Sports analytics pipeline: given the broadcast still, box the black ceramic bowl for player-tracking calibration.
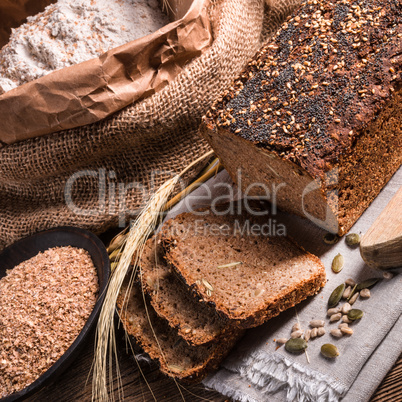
[0,227,110,401]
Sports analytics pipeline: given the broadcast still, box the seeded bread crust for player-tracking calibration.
[201,0,402,235]
[160,204,326,329]
[139,238,235,346]
[117,280,243,383]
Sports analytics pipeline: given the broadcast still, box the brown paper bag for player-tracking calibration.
[0,0,212,144]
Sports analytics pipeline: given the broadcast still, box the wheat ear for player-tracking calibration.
[92,150,214,401]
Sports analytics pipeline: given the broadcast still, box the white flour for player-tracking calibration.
[0,0,169,94]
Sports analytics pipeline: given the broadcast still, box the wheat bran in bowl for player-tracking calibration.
[0,246,98,398]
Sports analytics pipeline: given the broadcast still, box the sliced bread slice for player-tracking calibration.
[161,202,326,328]
[139,238,235,346]
[117,279,243,383]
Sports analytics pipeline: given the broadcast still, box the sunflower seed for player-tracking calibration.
[206,289,212,297]
[276,338,288,345]
[329,313,342,322]
[217,262,243,269]
[167,364,184,372]
[383,271,393,280]
[349,292,359,305]
[254,288,265,297]
[328,283,345,308]
[327,307,341,316]
[332,253,344,273]
[342,286,352,299]
[342,315,352,324]
[341,303,351,314]
[345,278,356,287]
[338,323,348,329]
[341,326,354,335]
[182,326,191,334]
[360,288,371,298]
[345,233,360,246]
[292,323,301,332]
[323,233,339,244]
[321,343,340,358]
[285,338,308,353]
[356,278,379,291]
[201,279,214,291]
[310,320,325,328]
[310,328,318,338]
[348,309,363,321]
[330,329,343,338]
[317,327,326,337]
[304,329,312,342]
[291,330,304,339]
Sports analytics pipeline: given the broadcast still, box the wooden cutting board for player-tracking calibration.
[360,186,402,270]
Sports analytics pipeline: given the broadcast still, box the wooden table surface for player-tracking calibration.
[28,328,401,402]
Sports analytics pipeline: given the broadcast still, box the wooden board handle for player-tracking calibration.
[360,186,402,270]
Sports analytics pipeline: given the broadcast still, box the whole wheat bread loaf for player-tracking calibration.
[139,238,235,346]
[201,0,402,235]
[116,279,243,382]
[160,201,326,328]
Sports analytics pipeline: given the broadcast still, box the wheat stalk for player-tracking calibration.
[92,150,215,401]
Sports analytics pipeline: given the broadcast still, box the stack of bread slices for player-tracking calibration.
[117,201,326,382]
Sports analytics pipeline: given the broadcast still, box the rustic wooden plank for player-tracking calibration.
[26,321,401,401]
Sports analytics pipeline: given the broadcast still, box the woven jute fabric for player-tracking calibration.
[0,0,300,250]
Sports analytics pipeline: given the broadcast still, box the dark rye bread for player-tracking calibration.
[160,204,326,329]
[139,238,235,346]
[201,0,402,235]
[116,280,243,383]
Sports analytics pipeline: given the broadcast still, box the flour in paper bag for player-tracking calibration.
[0,0,169,94]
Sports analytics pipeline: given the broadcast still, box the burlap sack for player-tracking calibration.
[0,0,300,250]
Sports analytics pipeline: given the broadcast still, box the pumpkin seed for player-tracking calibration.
[329,313,342,322]
[349,292,359,305]
[310,320,325,328]
[345,233,360,246]
[360,288,371,298]
[324,233,339,244]
[328,283,345,308]
[321,343,340,358]
[356,278,379,291]
[330,329,343,338]
[347,284,358,301]
[291,330,304,339]
[285,338,308,353]
[348,309,363,321]
[331,253,344,273]
[276,338,288,345]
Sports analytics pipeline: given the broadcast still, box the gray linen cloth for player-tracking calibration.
[165,166,402,402]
